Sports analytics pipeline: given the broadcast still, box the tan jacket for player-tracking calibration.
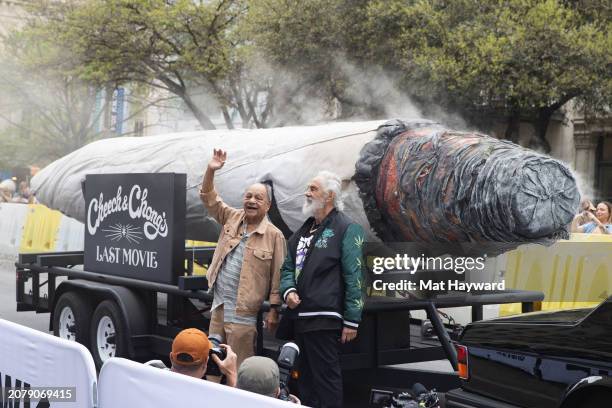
[200,188,286,316]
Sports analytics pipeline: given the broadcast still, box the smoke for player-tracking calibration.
[245,56,336,127]
[236,53,471,131]
[572,169,598,204]
[332,57,468,131]
[0,35,182,167]
[332,58,422,120]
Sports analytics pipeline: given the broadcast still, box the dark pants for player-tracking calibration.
[296,329,343,408]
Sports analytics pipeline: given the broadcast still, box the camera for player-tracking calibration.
[206,334,227,377]
[277,342,300,401]
[370,383,440,408]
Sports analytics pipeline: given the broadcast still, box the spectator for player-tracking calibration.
[237,356,300,404]
[145,328,238,387]
[572,201,612,234]
[0,179,16,203]
[572,199,596,226]
[12,181,34,204]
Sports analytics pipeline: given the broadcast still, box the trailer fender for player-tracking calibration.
[51,279,149,358]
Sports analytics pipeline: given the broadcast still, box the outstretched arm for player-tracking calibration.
[199,149,240,225]
[570,213,587,233]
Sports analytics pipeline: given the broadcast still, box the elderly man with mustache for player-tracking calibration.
[280,170,365,408]
[200,149,286,368]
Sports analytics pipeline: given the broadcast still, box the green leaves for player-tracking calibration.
[0,3,104,167]
[46,0,249,129]
[363,0,609,148]
[2,0,609,142]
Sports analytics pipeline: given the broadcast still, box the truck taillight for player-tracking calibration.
[456,344,469,380]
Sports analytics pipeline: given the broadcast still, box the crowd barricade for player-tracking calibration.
[0,318,97,408]
[0,203,85,256]
[0,203,29,255]
[19,204,64,253]
[1,320,299,408]
[55,214,85,252]
[185,239,216,276]
[500,233,612,315]
[0,203,212,260]
[98,357,297,408]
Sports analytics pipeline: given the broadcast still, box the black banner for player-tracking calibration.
[84,173,186,284]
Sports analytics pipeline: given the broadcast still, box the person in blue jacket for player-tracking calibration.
[572,201,612,234]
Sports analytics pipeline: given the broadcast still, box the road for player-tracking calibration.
[0,257,50,333]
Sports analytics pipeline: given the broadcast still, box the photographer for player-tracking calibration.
[146,328,238,387]
[237,356,300,404]
[571,200,612,234]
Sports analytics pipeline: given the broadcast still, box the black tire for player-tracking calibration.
[90,300,129,369]
[53,291,93,345]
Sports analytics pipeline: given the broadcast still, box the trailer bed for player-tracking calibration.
[15,249,544,386]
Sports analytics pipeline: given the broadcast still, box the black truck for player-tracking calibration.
[446,297,612,408]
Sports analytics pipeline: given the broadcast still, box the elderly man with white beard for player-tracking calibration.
[279,171,365,408]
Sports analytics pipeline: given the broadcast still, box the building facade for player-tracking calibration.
[488,104,611,203]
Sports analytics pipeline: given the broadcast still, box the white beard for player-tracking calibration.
[302,197,324,218]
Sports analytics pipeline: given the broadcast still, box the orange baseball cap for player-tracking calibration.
[170,328,212,366]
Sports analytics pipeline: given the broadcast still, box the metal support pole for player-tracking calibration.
[425,302,458,371]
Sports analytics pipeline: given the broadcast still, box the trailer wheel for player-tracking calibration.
[53,292,93,345]
[577,390,612,408]
[90,300,128,368]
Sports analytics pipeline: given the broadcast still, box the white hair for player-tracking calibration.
[0,179,16,193]
[315,171,344,211]
[246,182,272,203]
[263,183,272,203]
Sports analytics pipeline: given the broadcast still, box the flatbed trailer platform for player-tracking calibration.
[15,248,544,405]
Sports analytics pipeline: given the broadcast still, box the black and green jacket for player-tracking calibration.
[280,209,365,329]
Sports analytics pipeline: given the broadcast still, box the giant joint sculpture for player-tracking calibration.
[32,119,580,245]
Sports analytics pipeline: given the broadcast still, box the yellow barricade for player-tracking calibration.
[500,233,612,315]
[19,204,63,253]
[185,240,217,276]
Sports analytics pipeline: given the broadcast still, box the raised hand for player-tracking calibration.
[208,149,227,171]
